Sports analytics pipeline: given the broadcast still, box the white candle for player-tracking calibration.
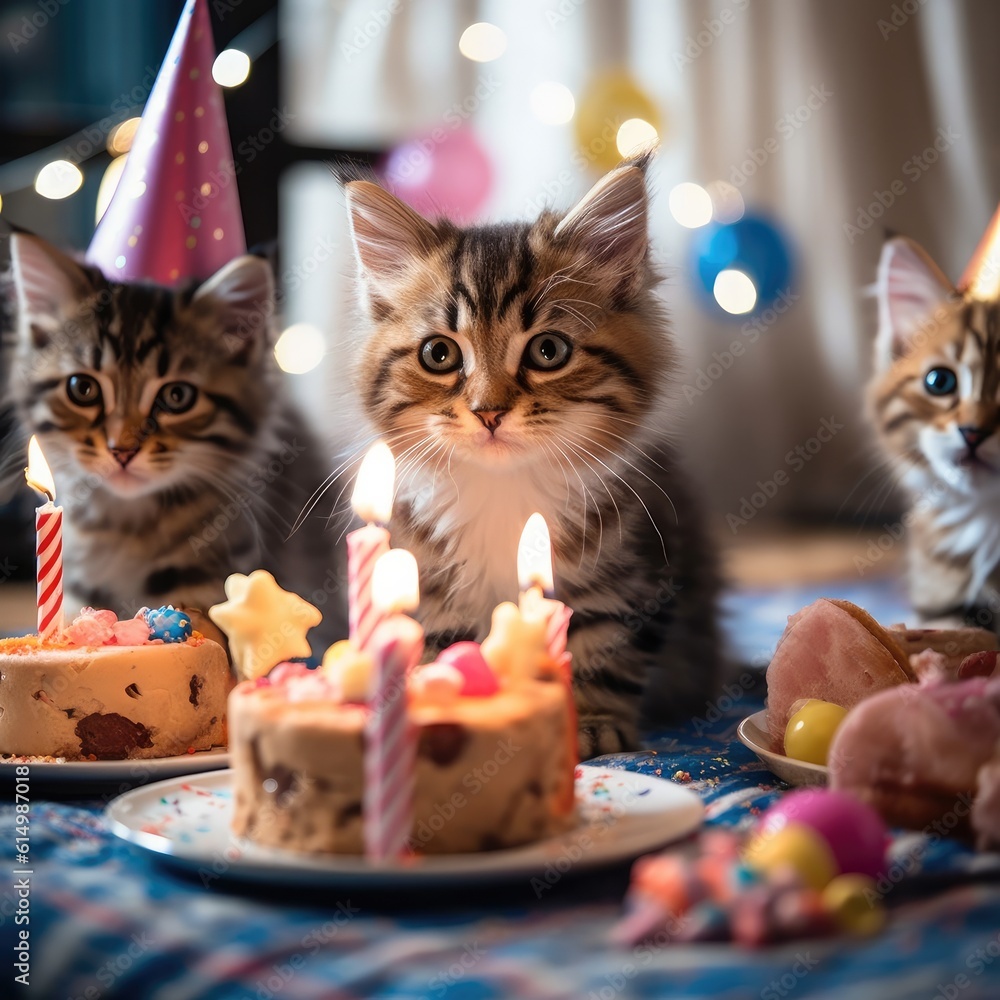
[517,512,571,660]
[347,442,395,654]
[25,436,63,640]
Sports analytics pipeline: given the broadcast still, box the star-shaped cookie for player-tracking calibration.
[208,570,322,680]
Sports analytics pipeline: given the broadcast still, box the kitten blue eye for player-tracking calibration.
[156,381,198,414]
[924,367,958,396]
[420,336,462,374]
[523,332,572,371]
[66,374,101,407]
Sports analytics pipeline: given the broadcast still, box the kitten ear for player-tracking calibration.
[193,255,275,360]
[554,163,649,302]
[9,233,94,346]
[875,237,954,367]
[345,181,439,285]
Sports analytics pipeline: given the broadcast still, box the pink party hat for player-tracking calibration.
[958,204,1000,300]
[86,0,246,287]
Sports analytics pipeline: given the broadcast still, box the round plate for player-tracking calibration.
[105,764,703,888]
[737,710,828,787]
[0,748,230,788]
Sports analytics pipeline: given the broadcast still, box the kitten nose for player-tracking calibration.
[109,445,140,468]
[472,409,508,433]
[958,425,991,453]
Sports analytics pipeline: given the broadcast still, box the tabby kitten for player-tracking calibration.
[343,157,721,756]
[871,235,1000,628]
[5,233,343,645]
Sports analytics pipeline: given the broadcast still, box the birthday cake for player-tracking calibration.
[0,607,231,760]
[228,651,576,854]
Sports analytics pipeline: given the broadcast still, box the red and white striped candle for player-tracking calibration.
[26,436,63,640]
[348,442,395,654]
[363,549,422,862]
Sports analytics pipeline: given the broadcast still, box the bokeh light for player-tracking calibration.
[458,23,506,62]
[107,117,142,156]
[95,155,129,223]
[529,82,575,125]
[713,269,758,314]
[706,180,745,224]
[35,160,84,200]
[668,182,713,228]
[274,323,325,374]
[212,49,251,88]
[616,117,658,158]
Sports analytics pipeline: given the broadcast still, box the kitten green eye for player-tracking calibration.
[523,332,572,371]
[420,336,463,374]
[156,381,198,414]
[924,367,958,396]
[66,374,102,407]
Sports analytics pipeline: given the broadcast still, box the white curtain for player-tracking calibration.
[280,0,1000,520]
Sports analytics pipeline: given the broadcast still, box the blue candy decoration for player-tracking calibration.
[143,605,192,643]
[689,212,795,318]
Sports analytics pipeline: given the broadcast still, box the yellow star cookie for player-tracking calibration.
[208,570,322,680]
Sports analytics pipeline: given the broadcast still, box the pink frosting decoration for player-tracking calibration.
[268,662,311,684]
[437,641,499,697]
[112,617,152,646]
[85,0,246,287]
[63,609,117,646]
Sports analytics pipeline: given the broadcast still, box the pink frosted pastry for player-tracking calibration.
[829,677,1000,834]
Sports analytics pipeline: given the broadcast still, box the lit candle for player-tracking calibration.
[348,442,395,655]
[25,436,64,640]
[364,547,422,862]
[517,512,572,661]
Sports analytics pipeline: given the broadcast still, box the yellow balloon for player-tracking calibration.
[822,874,886,935]
[743,822,838,891]
[573,71,663,174]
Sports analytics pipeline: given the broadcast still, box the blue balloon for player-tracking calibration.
[690,213,795,317]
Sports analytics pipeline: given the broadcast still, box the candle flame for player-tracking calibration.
[959,203,1000,300]
[371,548,420,614]
[518,512,554,593]
[351,441,395,524]
[25,436,55,501]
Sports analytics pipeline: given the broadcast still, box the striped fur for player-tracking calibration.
[871,236,1000,628]
[4,234,344,648]
[343,159,721,756]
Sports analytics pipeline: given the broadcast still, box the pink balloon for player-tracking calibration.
[759,789,888,880]
[381,127,493,224]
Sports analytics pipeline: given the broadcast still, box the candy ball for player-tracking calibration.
[743,823,838,891]
[321,640,374,703]
[411,663,464,705]
[143,605,192,643]
[784,699,848,765]
[821,874,886,936]
[759,789,887,880]
[437,641,499,697]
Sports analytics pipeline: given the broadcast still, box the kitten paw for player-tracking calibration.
[577,717,638,759]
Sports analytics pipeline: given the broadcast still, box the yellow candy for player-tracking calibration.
[821,874,886,935]
[480,602,548,680]
[321,640,374,703]
[743,822,838,891]
[784,699,848,765]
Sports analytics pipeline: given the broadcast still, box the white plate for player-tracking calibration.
[737,710,828,787]
[0,748,230,787]
[105,764,703,888]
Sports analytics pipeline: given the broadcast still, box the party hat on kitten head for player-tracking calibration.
[958,203,1000,300]
[86,0,245,287]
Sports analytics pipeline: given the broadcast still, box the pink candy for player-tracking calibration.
[112,617,152,646]
[437,641,499,697]
[62,607,151,647]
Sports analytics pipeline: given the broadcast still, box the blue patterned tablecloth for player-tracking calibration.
[2,578,999,1000]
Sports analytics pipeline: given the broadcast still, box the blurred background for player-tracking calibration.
[1,0,999,622]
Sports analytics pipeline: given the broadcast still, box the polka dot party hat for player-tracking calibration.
[86,0,246,287]
[958,203,1000,301]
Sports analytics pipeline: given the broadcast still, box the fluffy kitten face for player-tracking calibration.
[345,160,672,473]
[9,235,275,501]
[872,237,1000,498]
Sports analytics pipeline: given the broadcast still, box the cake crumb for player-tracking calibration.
[672,770,691,782]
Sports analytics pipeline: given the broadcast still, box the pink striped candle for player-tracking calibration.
[26,437,63,640]
[364,549,423,861]
[348,442,395,654]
